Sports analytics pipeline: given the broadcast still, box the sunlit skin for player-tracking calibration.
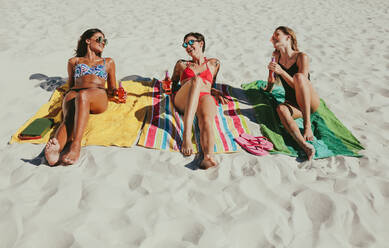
[45,31,119,166]
[265,29,320,160]
[169,35,229,169]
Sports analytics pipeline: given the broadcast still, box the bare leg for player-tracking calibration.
[196,95,217,169]
[45,91,77,166]
[276,104,315,160]
[174,76,207,156]
[61,88,108,165]
[293,73,320,141]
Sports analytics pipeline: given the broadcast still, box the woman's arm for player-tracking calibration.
[210,58,220,94]
[171,60,184,84]
[171,60,184,93]
[211,59,220,86]
[296,52,309,77]
[105,58,117,96]
[67,57,76,88]
[264,52,279,92]
[264,75,275,92]
[209,59,229,104]
[271,52,309,89]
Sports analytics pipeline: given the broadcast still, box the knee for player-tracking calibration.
[76,90,89,103]
[293,73,307,86]
[276,104,289,116]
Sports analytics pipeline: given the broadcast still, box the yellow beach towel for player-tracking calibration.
[10,80,152,147]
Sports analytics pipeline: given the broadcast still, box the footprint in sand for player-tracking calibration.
[128,174,143,190]
[182,223,205,245]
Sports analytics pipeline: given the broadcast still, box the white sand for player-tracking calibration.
[1,0,389,247]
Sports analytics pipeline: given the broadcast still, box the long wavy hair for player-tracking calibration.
[274,26,299,52]
[75,28,105,57]
[184,32,205,52]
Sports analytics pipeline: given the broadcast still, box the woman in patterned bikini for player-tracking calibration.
[264,26,320,160]
[169,32,229,169]
[45,28,120,166]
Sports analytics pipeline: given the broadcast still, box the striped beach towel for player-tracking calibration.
[138,80,249,153]
[242,80,364,159]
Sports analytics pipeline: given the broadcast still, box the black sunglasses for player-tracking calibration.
[182,39,200,48]
[95,36,108,45]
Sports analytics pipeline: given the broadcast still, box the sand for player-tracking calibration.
[1,0,388,247]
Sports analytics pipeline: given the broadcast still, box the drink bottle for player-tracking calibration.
[162,70,172,95]
[117,81,126,103]
[268,56,276,83]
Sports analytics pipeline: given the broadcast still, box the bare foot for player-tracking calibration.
[45,138,61,166]
[302,142,315,161]
[303,126,314,141]
[61,143,81,165]
[200,155,218,169]
[181,136,193,156]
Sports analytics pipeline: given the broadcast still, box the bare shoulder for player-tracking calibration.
[175,59,187,69]
[297,52,309,65]
[68,57,78,65]
[103,58,115,72]
[104,57,114,64]
[207,58,220,67]
[298,52,309,60]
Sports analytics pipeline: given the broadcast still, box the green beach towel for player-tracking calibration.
[242,80,364,159]
[18,118,53,140]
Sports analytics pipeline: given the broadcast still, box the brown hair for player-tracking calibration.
[183,32,205,52]
[75,28,105,57]
[275,26,299,51]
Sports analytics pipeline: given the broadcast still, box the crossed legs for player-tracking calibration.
[276,73,320,160]
[45,88,108,166]
[174,76,217,168]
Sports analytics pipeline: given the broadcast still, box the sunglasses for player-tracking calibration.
[182,39,200,48]
[95,36,108,45]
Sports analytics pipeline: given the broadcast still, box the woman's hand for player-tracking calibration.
[211,88,229,105]
[107,88,116,98]
[107,88,127,103]
[303,126,314,141]
[262,81,274,92]
[267,61,284,75]
[121,90,128,100]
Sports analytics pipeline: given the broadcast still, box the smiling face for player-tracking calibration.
[87,32,106,54]
[184,35,203,57]
[271,29,290,50]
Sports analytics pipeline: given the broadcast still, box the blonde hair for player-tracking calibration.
[275,26,299,52]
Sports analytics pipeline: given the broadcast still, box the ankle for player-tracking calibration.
[203,154,214,160]
[183,133,192,140]
[70,141,81,149]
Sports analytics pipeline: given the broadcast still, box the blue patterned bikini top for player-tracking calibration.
[74,58,108,80]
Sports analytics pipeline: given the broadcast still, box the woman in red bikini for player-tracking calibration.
[265,26,320,160]
[169,32,228,169]
[44,28,121,166]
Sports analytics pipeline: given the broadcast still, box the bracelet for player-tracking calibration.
[108,88,118,96]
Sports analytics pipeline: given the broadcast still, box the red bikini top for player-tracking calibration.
[180,58,213,84]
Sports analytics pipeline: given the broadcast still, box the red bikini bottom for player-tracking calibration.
[199,92,218,105]
[171,90,218,106]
